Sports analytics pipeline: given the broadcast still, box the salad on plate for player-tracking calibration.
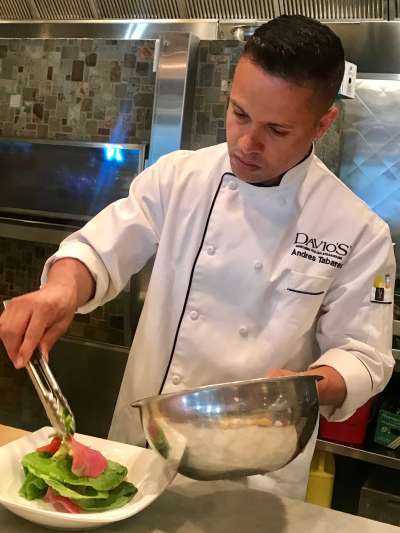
[19,433,137,513]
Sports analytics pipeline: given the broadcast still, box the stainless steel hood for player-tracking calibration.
[0,0,390,21]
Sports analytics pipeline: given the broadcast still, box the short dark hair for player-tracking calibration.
[243,15,345,109]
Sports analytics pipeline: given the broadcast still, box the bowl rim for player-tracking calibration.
[131,374,322,407]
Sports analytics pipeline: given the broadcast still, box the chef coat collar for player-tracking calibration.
[222,144,315,193]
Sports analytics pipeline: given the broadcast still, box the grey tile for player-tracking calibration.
[61,46,79,60]
[119,99,132,113]
[124,53,136,68]
[45,95,57,109]
[134,92,154,107]
[110,61,121,82]
[199,63,214,87]
[0,45,8,58]
[71,60,84,82]
[85,53,97,67]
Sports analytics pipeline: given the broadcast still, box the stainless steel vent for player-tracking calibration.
[33,0,95,20]
[0,0,390,20]
[0,0,33,19]
[96,0,183,19]
[278,0,386,20]
[184,0,277,19]
[392,0,400,18]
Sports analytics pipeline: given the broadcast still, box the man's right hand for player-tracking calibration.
[0,257,95,369]
[0,283,77,369]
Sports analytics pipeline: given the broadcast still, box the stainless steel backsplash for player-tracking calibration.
[339,78,400,266]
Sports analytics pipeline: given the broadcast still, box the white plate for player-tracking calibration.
[0,427,175,530]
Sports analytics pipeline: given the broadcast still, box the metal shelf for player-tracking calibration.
[316,439,400,470]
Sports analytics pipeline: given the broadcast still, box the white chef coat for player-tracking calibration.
[42,142,395,499]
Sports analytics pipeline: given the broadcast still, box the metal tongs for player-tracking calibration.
[26,348,76,438]
[3,300,75,437]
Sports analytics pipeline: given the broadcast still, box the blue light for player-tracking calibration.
[104,145,124,163]
[105,145,115,161]
[115,147,124,162]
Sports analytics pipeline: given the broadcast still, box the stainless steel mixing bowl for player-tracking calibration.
[132,375,320,480]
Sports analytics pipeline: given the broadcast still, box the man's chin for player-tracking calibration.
[232,167,267,184]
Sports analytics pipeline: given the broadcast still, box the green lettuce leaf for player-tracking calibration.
[19,471,47,500]
[74,481,137,512]
[22,452,128,491]
[43,478,110,500]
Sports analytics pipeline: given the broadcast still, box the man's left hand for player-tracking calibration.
[265,366,347,409]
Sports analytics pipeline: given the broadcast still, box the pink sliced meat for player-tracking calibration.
[69,437,108,478]
[44,487,81,514]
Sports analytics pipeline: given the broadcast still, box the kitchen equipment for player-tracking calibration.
[3,301,75,437]
[305,449,335,508]
[358,469,400,527]
[0,138,148,437]
[132,375,320,480]
[25,349,76,437]
[231,24,259,42]
[319,398,374,447]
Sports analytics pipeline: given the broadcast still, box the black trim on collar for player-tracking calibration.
[158,172,229,394]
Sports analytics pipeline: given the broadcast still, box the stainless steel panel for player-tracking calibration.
[316,438,400,470]
[221,21,400,74]
[148,31,199,165]
[0,217,76,244]
[339,78,400,267]
[0,20,218,39]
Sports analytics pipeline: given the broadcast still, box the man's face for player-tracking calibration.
[226,56,337,183]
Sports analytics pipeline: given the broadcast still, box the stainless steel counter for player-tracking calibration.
[0,477,398,533]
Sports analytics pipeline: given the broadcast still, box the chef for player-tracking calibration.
[0,15,395,499]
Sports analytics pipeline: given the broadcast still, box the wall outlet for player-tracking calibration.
[339,61,357,99]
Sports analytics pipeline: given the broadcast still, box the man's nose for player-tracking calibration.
[239,130,264,153]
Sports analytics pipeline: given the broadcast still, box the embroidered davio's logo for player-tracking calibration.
[291,232,351,269]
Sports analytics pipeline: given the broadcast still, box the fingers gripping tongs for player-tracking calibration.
[3,300,75,437]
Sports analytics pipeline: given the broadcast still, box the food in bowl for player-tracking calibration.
[19,434,137,513]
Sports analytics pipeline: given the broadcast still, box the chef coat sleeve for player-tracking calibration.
[40,161,165,313]
[309,222,396,421]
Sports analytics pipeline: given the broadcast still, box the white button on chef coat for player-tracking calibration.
[43,142,395,501]
[171,374,182,385]
[254,260,263,271]
[239,326,248,337]
[206,245,216,256]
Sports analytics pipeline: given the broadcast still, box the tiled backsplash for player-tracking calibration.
[0,39,155,143]
[191,40,342,175]
[0,237,129,346]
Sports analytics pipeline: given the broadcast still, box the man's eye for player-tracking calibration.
[270,127,286,136]
[233,109,247,119]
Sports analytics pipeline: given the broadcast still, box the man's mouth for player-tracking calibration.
[233,154,261,170]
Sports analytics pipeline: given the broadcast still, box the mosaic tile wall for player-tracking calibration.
[190,40,342,175]
[0,38,154,357]
[0,38,155,143]
[0,237,131,346]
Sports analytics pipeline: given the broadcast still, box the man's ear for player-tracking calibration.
[314,106,338,142]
